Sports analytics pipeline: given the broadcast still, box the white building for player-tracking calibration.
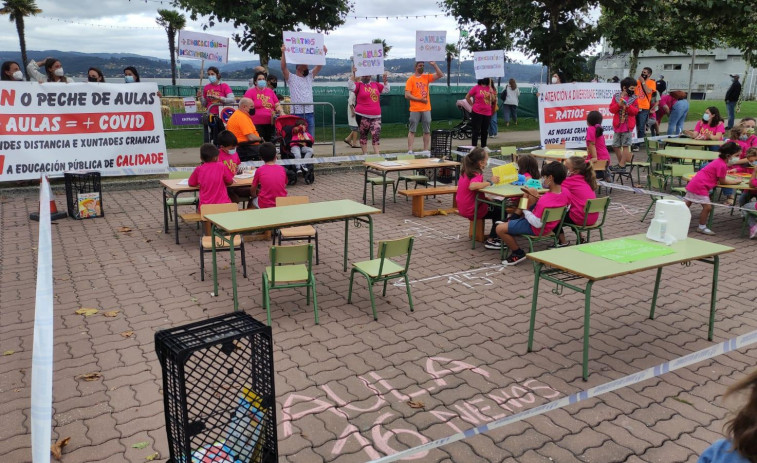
[595,39,756,101]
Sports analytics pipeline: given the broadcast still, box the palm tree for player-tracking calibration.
[156,9,186,86]
[1,0,42,80]
[445,43,458,87]
[372,38,392,81]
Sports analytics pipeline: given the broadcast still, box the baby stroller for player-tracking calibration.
[450,99,473,140]
[274,115,315,185]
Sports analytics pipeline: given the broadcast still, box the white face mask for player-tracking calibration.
[228,149,236,155]
[53,68,65,77]
[12,70,23,80]
[551,77,558,84]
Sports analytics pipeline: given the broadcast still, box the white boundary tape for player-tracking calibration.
[366,328,757,463]
[31,176,54,462]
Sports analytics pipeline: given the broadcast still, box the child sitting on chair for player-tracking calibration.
[250,142,287,209]
[290,119,314,173]
[188,143,234,207]
[216,130,253,206]
[496,161,570,266]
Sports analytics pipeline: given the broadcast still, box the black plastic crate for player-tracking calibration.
[155,312,278,463]
[64,171,103,219]
[430,129,452,159]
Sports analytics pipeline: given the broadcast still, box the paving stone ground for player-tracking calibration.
[1,164,756,463]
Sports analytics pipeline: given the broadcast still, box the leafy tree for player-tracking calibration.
[156,9,186,86]
[0,0,42,80]
[172,0,352,67]
[445,43,458,87]
[440,0,512,53]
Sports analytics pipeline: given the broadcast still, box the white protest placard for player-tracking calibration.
[416,31,446,62]
[0,82,168,181]
[473,50,505,79]
[178,30,229,63]
[283,31,326,66]
[353,43,384,77]
[536,82,618,148]
[183,96,197,113]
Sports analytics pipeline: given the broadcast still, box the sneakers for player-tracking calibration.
[484,237,502,250]
[724,197,735,206]
[502,251,527,266]
[609,164,627,172]
[483,146,492,153]
[632,145,640,152]
[696,227,716,236]
[548,241,570,249]
[750,224,757,239]
[407,150,414,154]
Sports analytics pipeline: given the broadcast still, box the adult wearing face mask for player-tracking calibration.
[1,61,24,81]
[405,61,444,153]
[226,97,263,161]
[280,44,327,139]
[87,67,105,82]
[633,67,656,151]
[724,75,742,130]
[349,68,390,155]
[27,57,73,83]
[123,66,141,83]
[244,70,283,141]
[199,66,234,116]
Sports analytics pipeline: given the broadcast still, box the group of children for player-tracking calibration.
[188,130,288,211]
[456,148,599,266]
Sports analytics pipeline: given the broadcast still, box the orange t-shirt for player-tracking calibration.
[635,78,656,110]
[226,109,260,144]
[405,73,436,112]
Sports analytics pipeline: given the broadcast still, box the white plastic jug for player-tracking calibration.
[653,199,691,241]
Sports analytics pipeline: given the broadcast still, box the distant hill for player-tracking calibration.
[0,50,546,83]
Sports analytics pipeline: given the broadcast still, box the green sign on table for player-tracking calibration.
[578,238,676,263]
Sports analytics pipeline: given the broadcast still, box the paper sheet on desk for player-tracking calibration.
[177,179,189,185]
[378,161,403,166]
[492,163,519,185]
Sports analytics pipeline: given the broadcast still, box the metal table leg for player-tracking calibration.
[649,267,663,320]
[527,262,543,352]
[582,281,594,381]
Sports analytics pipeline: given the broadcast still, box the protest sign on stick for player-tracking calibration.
[353,43,385,77]
[473,50,505,79]
[415,31,446,62]
[283,31,326,66]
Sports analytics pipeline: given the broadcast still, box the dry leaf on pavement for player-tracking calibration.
[146,452,160,461]
[131,441,150,449]
[118,226,132,232]
[75,308,99,317]
[120,331,135,338]
[50,436,71,460]
[3,350,15,356]
[76,372,102,382]
[103,310,120,317]
[407,400,425,409]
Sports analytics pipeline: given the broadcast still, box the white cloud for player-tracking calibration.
[0,0,533,63]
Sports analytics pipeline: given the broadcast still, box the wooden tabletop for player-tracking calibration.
[480,183,544,198]
[664,138,724,147]
[204,199,381,234]
[656,149,718,161]
[160,174,254,192]
[528,149,588,160]
[684,172,754,190]
[528,234,734,281]
[363,158,460,172]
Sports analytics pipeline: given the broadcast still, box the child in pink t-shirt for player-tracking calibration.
[455,148,501,249]
[496,161,570,266]
[558,156,598,245]
[465,78,496,149]
[216,130,254,206]
[188,143,234,207]
[250,142,287,209]
[585,110,610,179]
[684,142,742,235]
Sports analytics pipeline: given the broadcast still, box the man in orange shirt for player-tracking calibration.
[405,61,444,153]
[226,97,263,161]
[633,67,656,151]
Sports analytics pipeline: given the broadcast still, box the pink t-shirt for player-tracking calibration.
[251,164,287,209]
[243,87,279,126]
[561,175,598,226]
[530,191,570,235]
[456,172,488,220]
[737,135,757,158]
[585,125,610,162]
[203,82,233,115]
[686,157,727,196]
[217,149,241,175]
[466,85,495,116]
[354,82,384,117]
[188,161,234,207]
[694,120,725,139]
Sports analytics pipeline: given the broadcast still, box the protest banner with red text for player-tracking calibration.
[537,83,618,148]
[0,82,167,181]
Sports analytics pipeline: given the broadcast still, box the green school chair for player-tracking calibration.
[262,244,318,326]
[396,154,428,198]
[364,156,398,205]
[524,206,569,252]
[166,171,199,221]
[567,196,611,244]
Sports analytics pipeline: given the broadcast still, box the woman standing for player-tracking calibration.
[465,78,496,150]
[27,57,73,83]
[349,69,390,154]
[1,61,23,81]
[123,66,141,83]
[87,67,105,82]
[501,78,520,127]
[199,66,235,116]
[666,90,689,136]
[244,70,283,141]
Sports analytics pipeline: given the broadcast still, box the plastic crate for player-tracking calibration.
[430,129,452,159]
[64,171,103,219]
[155,313,278,463]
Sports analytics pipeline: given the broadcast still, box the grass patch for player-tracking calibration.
[686,100,757,122]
